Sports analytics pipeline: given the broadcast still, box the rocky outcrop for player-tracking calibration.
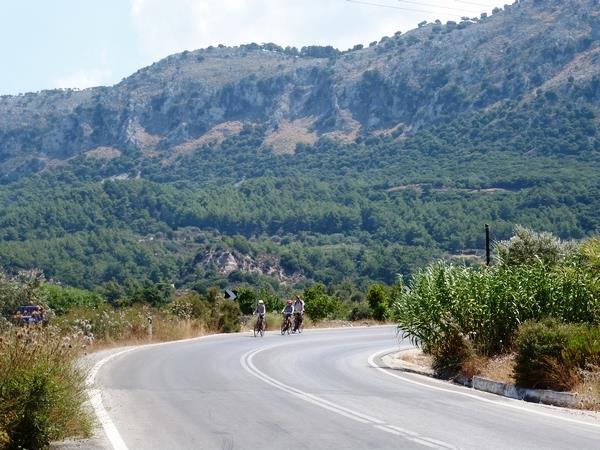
[194,249,303,285]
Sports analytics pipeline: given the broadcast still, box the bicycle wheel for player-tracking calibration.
[254,325,258,337]
[260,322,265,337]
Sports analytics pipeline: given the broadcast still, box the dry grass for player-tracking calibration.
[478,354,517,384]
[84,146,122,160]
[0,326,92,448]
[574,382,600,411]
[573,367,600,411]
[460,353,488,379]
[165,121,244,164]
[322,109,361,142]
[86,321,211,352]
[263,118,317,154]
[395,350,516,384]
[396,349,434,368]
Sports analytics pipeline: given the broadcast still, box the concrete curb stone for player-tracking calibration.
[381,349,579,409]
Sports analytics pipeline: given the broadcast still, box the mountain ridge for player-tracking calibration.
[0,0,598,181]
[0,0,598,291]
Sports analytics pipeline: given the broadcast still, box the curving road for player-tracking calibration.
[93,326,600,449]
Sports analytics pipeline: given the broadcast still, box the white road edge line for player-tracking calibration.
[86,332,243,450]
[368,348,600,431]
[86,348,136,450]
[241,347,455,449]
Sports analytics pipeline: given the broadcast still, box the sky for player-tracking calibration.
[0,0,502,95]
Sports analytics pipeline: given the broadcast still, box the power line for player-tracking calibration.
[396,0,479,14]
[345,0,466,18]
[453,0,494,8]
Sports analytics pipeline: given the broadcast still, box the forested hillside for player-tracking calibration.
[0,0,598,293]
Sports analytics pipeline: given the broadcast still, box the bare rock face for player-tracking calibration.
[0,0,598,179]
[195,249,302,285]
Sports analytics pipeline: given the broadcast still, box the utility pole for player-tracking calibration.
[485,224,491,266]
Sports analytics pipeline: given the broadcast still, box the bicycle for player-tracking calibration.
[292,313,304,334]
[254,315,265,337]
[281,314,292,335]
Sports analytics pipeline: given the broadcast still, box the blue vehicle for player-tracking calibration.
[14,305,47,325]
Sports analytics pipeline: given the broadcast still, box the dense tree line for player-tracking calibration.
[0,95,597,291]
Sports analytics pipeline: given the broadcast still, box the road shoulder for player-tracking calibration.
[380,348,584,410]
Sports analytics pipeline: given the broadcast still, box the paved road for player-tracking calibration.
[94,326,600,449]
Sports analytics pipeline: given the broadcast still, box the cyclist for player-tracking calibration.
[292,294,304,332]
[255,299,266,330]
[282,299,293,329]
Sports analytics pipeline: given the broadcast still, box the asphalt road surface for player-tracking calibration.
[93,326,600,449]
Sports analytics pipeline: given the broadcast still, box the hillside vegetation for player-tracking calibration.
[0,0,598,292]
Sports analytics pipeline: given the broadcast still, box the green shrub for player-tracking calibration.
[430,329,475,379]
[43,284,105,315]
[169,292,211,323]
[496,225,572,267]
[0,327,90,448]
[348,301,373,321]
[514,319,570,389]
[366,284,390,321]
[303,284,341,322]
[514,320,600,391]
[259,288,283,313]
[213,300,241,333]
[563,326,600,368]
[236,288,257,315]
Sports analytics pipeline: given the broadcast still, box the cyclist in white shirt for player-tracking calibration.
[292,294,304,332]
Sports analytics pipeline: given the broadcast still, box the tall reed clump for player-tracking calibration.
[0,326,91,449]
[394,229,600,378]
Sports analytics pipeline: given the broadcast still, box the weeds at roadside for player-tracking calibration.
[0,326,91,449]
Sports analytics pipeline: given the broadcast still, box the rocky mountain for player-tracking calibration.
[0,0,598,180]
[0,0,598,292]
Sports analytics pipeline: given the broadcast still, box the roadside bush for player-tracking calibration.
[429,326,478,379]
[259,288,283,313]
[170,291,211,323]
[515,320,575,390]
[366,284,390,321]
[514,320,600,391]
[394,234,600,358]
[67,304,145,341]
[0,327,90,448]
[236,288,257,315]
[348,301,373,321]
[213,300,241,333]
[303,284,341,322]
[496,225,573,267]
[43,284,105,315]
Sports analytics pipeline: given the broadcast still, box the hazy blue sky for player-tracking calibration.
[1,0,501,95]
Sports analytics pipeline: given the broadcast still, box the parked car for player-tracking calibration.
[13,305,47,325]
